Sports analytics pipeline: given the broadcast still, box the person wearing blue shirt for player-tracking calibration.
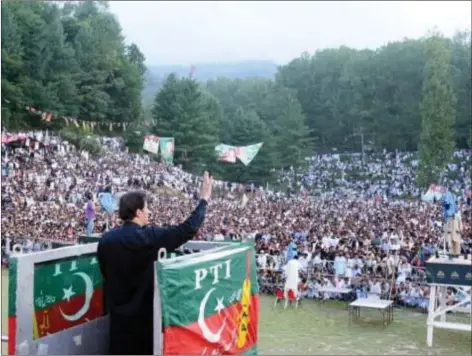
[442,191,462,256]
[286,240,297,262]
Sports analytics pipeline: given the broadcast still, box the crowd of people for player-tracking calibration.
[2,131,471,311]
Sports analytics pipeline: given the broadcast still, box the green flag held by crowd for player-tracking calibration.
[157,244,260,355]
[215,142,263,166]
[160,137,175,163]
[237,143,263,166]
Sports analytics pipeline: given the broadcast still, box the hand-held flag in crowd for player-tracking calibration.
[215,144,238,163]
[98,192,118,213]
[143,135,160,155]
[215,143,263,166]
[421,184,446,203]
[159,137,175,164]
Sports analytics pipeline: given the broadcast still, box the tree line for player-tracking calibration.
[2,1,470,186]
[1,1,145,132]
[149,31,470,186]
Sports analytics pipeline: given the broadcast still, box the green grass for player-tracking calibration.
[2,269,471,355]
[260,299,471,355]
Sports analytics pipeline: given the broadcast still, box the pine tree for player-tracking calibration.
[417,33,456,188]
[151,74,220,171]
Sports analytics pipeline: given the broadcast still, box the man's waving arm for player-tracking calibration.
[142,171,213,251]
[144,199,208,251]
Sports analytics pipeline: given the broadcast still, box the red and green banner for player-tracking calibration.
[8,258,18,355]
[214,143,263,166]
[157,245,260,355]
[32,255,104,339]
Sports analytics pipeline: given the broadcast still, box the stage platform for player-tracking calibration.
[425,255,472,347]
[7,240,251,355]
[78,234,102,244]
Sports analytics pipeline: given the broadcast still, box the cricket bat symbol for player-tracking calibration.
[236,251,252,349]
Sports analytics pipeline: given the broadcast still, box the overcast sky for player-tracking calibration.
[109,1,471,66]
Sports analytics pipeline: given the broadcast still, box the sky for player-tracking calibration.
[109,1,472,66]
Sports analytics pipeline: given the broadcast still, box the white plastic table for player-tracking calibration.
[349,298,394,326]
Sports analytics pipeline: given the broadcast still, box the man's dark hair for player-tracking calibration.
[119,191,147,221]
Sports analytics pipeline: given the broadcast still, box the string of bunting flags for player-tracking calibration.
[2,98,142,132]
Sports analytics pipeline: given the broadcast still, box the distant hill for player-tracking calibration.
[143,60,278,103]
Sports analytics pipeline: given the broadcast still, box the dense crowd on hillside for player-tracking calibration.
[2,131,471,309]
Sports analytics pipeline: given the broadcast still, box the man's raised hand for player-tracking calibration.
[200,171,213,201]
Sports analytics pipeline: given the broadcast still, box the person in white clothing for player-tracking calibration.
[284,255,301,299]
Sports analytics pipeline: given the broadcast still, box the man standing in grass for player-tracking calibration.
[284,255,301,300]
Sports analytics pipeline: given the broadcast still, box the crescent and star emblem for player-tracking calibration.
[59,272,94,321]
[198,287,227,343]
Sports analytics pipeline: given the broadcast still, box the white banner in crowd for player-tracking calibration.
[143,135,160,154]
[421,184,446,203]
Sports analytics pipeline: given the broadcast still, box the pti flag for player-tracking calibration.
[157,244,260,355]
[160,137,175,163]
[237,143,263,166]
[215,143,263,166]
[143,135,160,154]
[215,144,237,163]
[31,255,104,339]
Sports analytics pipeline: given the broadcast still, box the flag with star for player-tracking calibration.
[157,244,260,355]
[31,255,104,339]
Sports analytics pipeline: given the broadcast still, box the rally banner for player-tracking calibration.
[143,135,160,154]
[8,244,108,355]
[421,184,446,203]
[2,134,30,144]
[98,192,119,213]
[160,137,175,163]
[157,244,260,355]
[237,143,263,166]
[32,255,104,339]
[214,143,263,166]
[215,144,237,163]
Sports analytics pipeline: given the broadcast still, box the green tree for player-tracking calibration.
[1,2,24,128]
[1,0,144,134]
[272,91,313,170]
[417,33,456,187]
[451,30,472,148]
[151,74,220,171]
[206,78,312,183]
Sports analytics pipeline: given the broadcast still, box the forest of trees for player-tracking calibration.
[2,1,471,185]
[1,1,146,131]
